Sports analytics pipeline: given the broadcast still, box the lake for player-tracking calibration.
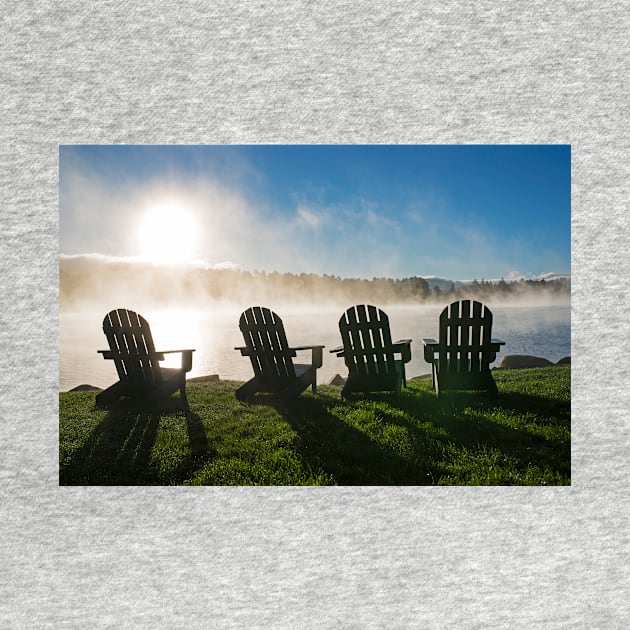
[59,302,571,391]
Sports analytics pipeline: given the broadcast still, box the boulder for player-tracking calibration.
[497,355,554,369]
[328,374,346,386]
[409,374,432,381]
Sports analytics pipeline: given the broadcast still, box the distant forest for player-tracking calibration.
[60,257,571,309]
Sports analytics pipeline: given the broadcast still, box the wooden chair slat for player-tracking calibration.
[241,306,295,378]
[423,300,504,396]
[96,308,194,407]
[470,300,483,372]
[235,306,323,400]
[334,305,411,398]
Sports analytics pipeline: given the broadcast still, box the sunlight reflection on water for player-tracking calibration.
[59,303,570,391]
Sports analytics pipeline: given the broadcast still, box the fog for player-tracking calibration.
[60,254,570,316]
[59,256,570,391]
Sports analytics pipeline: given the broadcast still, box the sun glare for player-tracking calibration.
[138,203,197,264]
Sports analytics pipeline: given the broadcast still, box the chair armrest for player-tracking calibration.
[291,345,325,351]
[422,338,440,364]
[235,346,252,356]
[392,339,412,363]
[157,349,195,372]
[484,339,505,364]
[99,349,166,360]
[98,349,166,361]
[329,345,344,355]
[158,349,196,354]
[291,345,324,369]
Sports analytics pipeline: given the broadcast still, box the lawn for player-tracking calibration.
[59,366,570,486]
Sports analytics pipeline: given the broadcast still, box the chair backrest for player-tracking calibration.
[239,307,297,379]
[102,308,163,385]
[438,300,495,373]
[339,305,397,377]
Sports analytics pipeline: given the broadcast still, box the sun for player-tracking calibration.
[138,202,197,264]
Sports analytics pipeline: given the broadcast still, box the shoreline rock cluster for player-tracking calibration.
[495,355,570,369]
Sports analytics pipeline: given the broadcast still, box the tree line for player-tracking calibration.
[59,257,570,309]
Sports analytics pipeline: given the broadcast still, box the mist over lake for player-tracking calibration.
[59,301,570,391]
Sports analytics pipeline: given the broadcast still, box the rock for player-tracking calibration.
[68,384,102,392]
[498,355,554,369]
[556,356,571,365]
[188,374,220,383]
[328,374,346,386]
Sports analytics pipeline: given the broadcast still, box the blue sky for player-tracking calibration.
[59,144,570,281]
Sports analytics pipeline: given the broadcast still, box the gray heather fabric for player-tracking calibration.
[1,2,629,628]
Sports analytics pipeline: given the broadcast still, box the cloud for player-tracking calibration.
[365,208,398,230]
[211,260,240,270]
[405,210,424,224]
[295,206,325,229]
[59,253,242,273]
[60,252,135,263]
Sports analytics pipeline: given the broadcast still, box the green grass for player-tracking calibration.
[59,366,570,486]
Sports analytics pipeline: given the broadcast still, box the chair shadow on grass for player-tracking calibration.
[386,386,571,482]
[260,390,437,485]
[257,383,570,485]
[60,397,214,486]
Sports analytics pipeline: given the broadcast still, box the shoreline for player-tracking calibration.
[63,355,570,393]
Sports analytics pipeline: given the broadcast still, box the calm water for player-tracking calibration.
[59,303,570,391]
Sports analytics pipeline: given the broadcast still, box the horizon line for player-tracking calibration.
[59,252,571,284]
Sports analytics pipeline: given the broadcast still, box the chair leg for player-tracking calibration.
[145,373,186,405]
[235,379,259,402]
[95,381,125,407]
[180,384,188,406]
[341,383,352,400]
[281,376,310,400]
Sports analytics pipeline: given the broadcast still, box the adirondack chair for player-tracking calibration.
[330,305,412,399]
[96,308,195,407]
[422,300,505,397]
[235,306,324,401]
